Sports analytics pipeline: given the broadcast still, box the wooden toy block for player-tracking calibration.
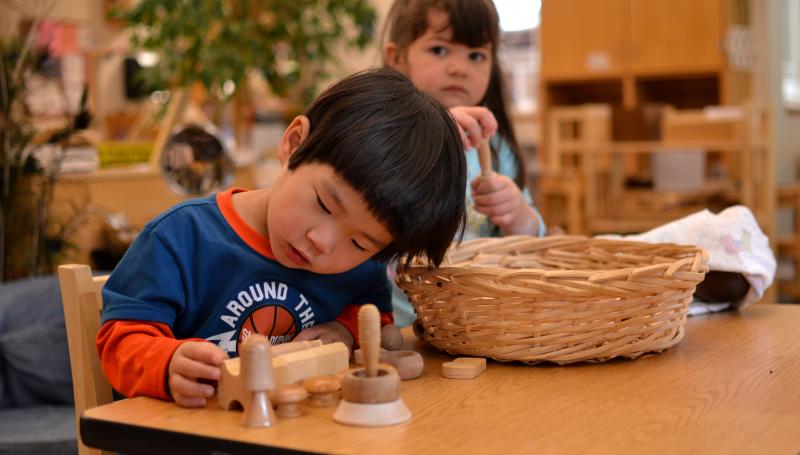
[441,357,486,379]
[218,341,348,412]
[271,339,323,357]
[272,342,349,385]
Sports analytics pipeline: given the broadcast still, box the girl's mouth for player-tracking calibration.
[443,86,467,94]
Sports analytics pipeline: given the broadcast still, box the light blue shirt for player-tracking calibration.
[391,137,546,327]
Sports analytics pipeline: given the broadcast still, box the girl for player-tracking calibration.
[383,0,546,325]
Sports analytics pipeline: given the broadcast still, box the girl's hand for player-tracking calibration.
[471,174,540,235]
[294,321,354,351]
[168,341,229,408]
[449,106,498,150]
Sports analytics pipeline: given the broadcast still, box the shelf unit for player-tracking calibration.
[537,0,754,235]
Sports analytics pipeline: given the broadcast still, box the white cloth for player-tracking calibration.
[599,205,776,312]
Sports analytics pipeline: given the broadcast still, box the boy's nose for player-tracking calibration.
[306,227,335,256]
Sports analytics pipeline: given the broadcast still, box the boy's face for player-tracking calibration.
[267,161,393,275]
[386,8,492,109]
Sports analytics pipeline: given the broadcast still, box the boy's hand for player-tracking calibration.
[294,321,354,351]
[449,106,498,150]
[168,341,229,408]
[471,174,540,235]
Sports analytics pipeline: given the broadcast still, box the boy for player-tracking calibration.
[97,68,466,407]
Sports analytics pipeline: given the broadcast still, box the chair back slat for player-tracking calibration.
[58,264,113,455]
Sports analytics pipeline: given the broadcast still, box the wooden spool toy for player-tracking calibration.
[270,384,309,418]
[333,305,412,426]
[303,375,342,408]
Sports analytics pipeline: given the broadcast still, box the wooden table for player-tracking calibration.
[81,304,800,454]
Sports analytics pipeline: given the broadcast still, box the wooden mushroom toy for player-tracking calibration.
[303,375,341,408]
[333,304,412,427]
[271,384,309,418]
[240,334,276,428]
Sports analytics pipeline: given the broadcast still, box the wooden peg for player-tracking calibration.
[442,357,486,379]
[240,334,276,427]
[303,375,342,408]
[358,304,381,378]
[478,139,493,177]
[271,384,309,418]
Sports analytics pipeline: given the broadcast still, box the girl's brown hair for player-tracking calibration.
[382,0,525,189]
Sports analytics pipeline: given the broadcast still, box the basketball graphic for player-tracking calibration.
[237,304,299,351]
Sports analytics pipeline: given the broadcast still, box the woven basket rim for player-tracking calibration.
[399,235,709,275]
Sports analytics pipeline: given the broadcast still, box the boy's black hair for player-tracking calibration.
[381,0,526,190]
[287,67,466,267]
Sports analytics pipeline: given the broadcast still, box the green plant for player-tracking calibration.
[0,33,92,282]
[118,0,376,109]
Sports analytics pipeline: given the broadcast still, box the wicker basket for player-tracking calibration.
[396,235,708,364]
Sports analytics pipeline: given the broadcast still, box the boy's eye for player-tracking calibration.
[430,46,447,56]
[469,51,487,62]
[352,239,366,252]
[316,193,331,214]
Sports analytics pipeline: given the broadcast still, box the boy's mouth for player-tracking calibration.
[287,244,309,266]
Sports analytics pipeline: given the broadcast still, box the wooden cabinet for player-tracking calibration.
[537,0,754,235]
[540,0,625,80]
[540,0,744,113]
[628,0,724,75]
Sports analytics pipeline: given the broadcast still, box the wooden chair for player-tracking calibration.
[57,264,113,455]
[537,104,612,234]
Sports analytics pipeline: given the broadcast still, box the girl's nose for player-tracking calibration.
[446,58,467,77]
[306,225,335,256]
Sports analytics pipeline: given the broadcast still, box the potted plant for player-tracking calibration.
[0,28,92,282]
[116,0,377,117]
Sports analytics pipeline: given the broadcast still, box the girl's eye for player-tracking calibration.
[352,239,366,251]
[430,46,447,56]
[469,51,487,62]
[316,193,331,214]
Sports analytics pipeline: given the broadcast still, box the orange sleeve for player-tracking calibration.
[335,304,394,348]
[96,320,202,400]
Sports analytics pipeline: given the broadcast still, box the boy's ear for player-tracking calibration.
[278,115,310,165]
[385,42,406,72]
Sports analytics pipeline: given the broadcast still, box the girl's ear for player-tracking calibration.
[385,42,406,72]
[278,115,310,165]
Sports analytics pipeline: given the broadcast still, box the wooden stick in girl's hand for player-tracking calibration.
[478,139,493,177]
